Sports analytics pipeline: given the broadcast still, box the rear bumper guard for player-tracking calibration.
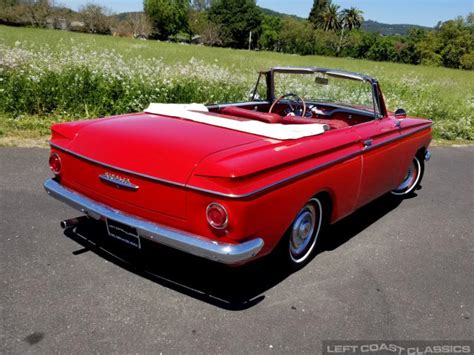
[44,179,264,265]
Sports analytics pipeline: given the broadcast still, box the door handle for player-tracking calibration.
[363,139,373,149]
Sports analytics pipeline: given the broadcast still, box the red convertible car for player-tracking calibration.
[45,67,432,270]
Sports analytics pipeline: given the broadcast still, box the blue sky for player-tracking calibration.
[65,0,473,27]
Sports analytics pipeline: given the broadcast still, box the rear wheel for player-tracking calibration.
[391,156,424,196]
[283,197,324,270]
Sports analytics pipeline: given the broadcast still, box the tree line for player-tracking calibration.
[0,0,151,38]
[1,0,473,70]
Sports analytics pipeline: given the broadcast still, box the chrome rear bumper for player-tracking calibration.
[44,179,264,265]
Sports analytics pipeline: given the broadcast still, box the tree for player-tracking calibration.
[279,18,316,55]
[352,31,378,58]
[313,28,339,56]
[208,0,262,48]
[438,19,473,68]
[366,36,397,62]
[116,12,152,38]
[22,0,52,27]
[79,3,113,35]
[416,17,473,68]
[341,7,363,30]
[0,0,27,25]
[188,9,208,35]
[189,10,222,46]
[259,15,282,51]
[466,12,474,34]
[200,21,223,46]
[321,3,340,31]
[308,0,331,29]
[397,28,427,64]
[416,31,443,66]
[144,0,189,40]
[337,7,363,54]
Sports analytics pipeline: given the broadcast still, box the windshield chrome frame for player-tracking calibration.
[253,67,386,119]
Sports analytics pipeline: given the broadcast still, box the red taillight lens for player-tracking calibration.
[49,153,61,175]
[206,203,228,230]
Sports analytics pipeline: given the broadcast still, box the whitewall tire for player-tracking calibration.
[286,197,323,269]
[391,156,424,196]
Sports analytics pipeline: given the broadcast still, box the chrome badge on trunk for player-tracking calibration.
[99,172,139,191]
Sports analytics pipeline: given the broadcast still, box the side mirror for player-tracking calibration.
[394,108,407,119]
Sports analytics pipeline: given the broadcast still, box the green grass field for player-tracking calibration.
[0,25,473,144]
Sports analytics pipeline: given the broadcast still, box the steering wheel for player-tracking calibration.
[269,93,307,117]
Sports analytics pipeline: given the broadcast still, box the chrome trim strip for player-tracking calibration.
[190,150,363,199]
[44,179,264,265]
[365,124,432,152]
[270,67,373,82]
[189,124,433,198]
[50,123,432,200]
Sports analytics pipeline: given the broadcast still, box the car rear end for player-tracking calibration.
[44,113,268,265]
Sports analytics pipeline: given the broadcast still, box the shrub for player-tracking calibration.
[0,42,248,119]
[460,52,474,70]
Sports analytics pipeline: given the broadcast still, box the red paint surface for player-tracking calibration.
[49,108,432,260]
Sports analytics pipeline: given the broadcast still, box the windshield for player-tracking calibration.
[273,72,377,115]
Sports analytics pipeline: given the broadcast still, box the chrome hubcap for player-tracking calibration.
[289,204,317,259]
[393,158,420,194]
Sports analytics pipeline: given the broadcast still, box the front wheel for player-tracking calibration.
[282,197,324,270]
[391,156,424,196]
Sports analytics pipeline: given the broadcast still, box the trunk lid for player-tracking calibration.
[55,113,265,219]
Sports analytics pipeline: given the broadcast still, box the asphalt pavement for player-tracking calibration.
[1,146,473,353]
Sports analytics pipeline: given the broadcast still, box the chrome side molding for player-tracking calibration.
[50,123,432,200]
[44,179,264,265]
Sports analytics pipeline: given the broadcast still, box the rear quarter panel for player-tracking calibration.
[187,128,363,255]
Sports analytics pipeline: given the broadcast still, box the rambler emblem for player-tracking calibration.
[99,172,139,191]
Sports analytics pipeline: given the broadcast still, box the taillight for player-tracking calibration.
[206,203,228,230]
[49,153,61,175]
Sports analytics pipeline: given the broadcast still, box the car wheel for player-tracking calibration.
[391,156,424,196]
[284,197,323,270]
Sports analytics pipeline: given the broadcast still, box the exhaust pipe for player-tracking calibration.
[60,216,89,230]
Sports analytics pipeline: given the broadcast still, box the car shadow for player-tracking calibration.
[63,193,404,311]
[317,193,404,252]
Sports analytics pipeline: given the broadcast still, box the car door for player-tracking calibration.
[352,116,403,208]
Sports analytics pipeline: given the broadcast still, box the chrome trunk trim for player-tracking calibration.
[44,179,264,265]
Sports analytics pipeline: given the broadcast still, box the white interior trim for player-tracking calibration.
[144,103,328,140]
